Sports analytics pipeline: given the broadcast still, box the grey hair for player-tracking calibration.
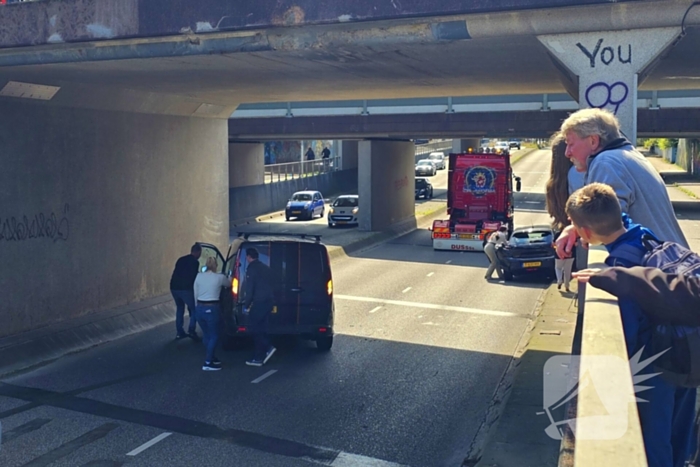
[560,108,622,147]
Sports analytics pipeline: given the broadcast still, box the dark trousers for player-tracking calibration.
[196,303,220,363]
[171,289,197,335]
[249,302,273,360]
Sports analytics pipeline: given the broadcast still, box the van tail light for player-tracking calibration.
[327,279,333,296]
[237,326,247,332]
[232,277,239,296]
[319,327,328,333]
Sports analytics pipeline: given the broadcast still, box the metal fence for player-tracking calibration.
[264,157,340,184]
[262,140,454,184]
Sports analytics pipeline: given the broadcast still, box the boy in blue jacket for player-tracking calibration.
[565,183,696,467]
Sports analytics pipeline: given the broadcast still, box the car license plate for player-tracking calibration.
[292,211,301,214]
[337,220,346,224]
[523,261,542,268]
[459,234,478,239]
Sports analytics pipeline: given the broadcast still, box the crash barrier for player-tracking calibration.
[559,247,647,467]
[414,140,453,163]
[264,157,340,184]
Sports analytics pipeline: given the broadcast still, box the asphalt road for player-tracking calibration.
[0,150,553,467]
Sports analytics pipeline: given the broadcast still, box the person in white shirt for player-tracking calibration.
[484,226,508,280]
[194,256,229,371]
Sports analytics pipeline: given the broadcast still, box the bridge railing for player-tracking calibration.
[414,140,453,163]
[263,157,340,184]
[559,247,647,467]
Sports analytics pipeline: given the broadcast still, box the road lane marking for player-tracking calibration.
[369,306,382,314]
[251,370,278,384]
[402,287,412,293]
[127,432,173,456]
[524,201,540,204]
[330,451,408,467]
[335,294,519,318]
[427,272,434,277]
[445,260,452,264]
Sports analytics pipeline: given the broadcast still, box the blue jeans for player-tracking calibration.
[196,304,220,363]
[171,290,197,335]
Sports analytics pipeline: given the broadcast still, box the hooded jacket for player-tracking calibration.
[586,138,688,247]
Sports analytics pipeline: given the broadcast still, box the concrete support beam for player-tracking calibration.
[452,139,482,153]
[339,141,359,170]
[0,101,229,339]
[358,141,414,231]
[539,27,680,142]
[229,142,264,188]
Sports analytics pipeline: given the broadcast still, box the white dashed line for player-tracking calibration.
[369,306,382,314]
[402,287,412,294]
[329,451,408,467]
[335,294,519,318]
[251,370,278,384]
[446,260,452,264]
[427,272,434,277]
[127,432,172,456]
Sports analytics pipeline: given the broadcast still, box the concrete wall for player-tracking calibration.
[358,141,415,231]
[0,101,229,338]
[340,141,359,170]
[229,142,264,188]
[229,169,358,226]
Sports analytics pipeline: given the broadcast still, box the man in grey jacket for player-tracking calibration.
[556,108,687,257]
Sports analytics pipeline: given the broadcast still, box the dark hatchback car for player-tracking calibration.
[198,233,335,351]
[415,178,433,199]
[495,226,556,281]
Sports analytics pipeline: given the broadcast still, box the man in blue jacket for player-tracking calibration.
[566,183,696,467]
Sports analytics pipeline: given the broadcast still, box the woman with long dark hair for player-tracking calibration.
[545,133,578,292]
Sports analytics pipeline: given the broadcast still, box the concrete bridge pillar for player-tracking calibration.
[229,142,264,188]
[539,28,681,142]
[338,141,359,170]
[358,141,414,231]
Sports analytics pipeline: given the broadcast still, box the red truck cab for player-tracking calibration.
[432,148,521,251]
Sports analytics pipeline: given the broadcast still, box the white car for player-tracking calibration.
[415,159,437,176]
[494,141,510,152]
[427,152,446,170]
[328,195,359,227]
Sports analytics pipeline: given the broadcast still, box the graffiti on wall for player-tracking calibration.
[584,81,629,115]
[0,204,70,243]
[576,39,632,68]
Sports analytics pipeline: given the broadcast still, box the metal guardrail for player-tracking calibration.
[414,141,453,163]
[263,157,339,184]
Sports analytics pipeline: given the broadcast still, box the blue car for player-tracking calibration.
[286,191,325,221]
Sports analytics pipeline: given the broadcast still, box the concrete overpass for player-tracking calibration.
[3,0,700,344]
[228,91,700,139]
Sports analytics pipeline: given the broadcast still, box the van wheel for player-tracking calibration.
[316,336,333,351]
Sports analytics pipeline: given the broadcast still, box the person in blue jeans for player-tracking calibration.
[566,183,696,467]
[194,256,229,371]
[169,243,202,340]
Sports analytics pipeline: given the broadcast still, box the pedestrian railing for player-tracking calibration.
[560,247,647,467]
[414,141,453,163]
[264,157,340,184]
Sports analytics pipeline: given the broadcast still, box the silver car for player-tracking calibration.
[428,152,446,170]
[415,159,437,176]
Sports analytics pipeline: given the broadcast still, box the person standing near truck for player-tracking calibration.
[484,226,508,280]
